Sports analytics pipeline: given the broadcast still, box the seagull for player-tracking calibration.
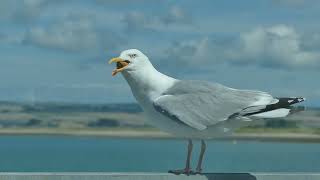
[108,49,305,175]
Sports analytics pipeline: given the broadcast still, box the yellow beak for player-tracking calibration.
[108,57,123,64]
[108,57,129,76]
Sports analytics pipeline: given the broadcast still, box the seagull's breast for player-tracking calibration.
[122,71,188,135]
[122,69,177,106]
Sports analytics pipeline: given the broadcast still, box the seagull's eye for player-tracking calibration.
[129,54,137,58]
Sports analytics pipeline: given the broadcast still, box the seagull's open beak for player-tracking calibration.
[108,57,130,76]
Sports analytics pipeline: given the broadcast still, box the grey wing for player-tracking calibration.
[153,80,275,130]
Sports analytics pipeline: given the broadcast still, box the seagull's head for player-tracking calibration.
[108,49,151,76]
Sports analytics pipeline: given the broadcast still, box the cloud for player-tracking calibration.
[122,6,192,32]
[0,0,59,22]
[0,33,5,40]
[122,12,150,31]
[165,38,215,66]
[1,2,126,53]
[301,33,320,51]
[0,32,24,44]
[231,25,320,68]
[165,25,320,70]
[21,12,124,52]
[19,0,48,17]
[162,6,192,25]
[272,0,307,7]
[23,20,99,52]
[95,0,148,3]
[271,0,320,9]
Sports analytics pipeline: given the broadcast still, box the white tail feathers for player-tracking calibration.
[250,108,291,118]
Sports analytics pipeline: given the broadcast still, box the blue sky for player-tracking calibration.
[0,0,319,106]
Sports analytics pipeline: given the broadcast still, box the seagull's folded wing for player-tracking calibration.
[152,80,275,130]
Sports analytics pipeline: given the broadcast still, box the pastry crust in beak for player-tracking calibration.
[108,57,130,76]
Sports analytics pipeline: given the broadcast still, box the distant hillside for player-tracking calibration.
[0,101,319,133]
[0,101,143,113]
[0,101,146,129]
[1,101,318,113]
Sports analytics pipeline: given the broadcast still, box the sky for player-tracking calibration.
[0,0,320,106]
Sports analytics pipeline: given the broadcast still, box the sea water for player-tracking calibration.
[0,135,319,172]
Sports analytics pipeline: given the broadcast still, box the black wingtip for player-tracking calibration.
[290,97,306,105]
[275,97,306,106]
[238,97,306,117]
[297,97,306,103]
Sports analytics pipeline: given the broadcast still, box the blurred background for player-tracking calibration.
[0,0,320,173]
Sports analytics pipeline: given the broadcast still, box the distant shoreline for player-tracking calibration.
[0,128,171,138]
[1,128,320,143]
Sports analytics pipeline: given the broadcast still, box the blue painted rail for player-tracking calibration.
[0,173,319,180]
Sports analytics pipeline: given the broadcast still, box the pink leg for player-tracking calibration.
[169,139,193,175]
[196,140,206,173]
